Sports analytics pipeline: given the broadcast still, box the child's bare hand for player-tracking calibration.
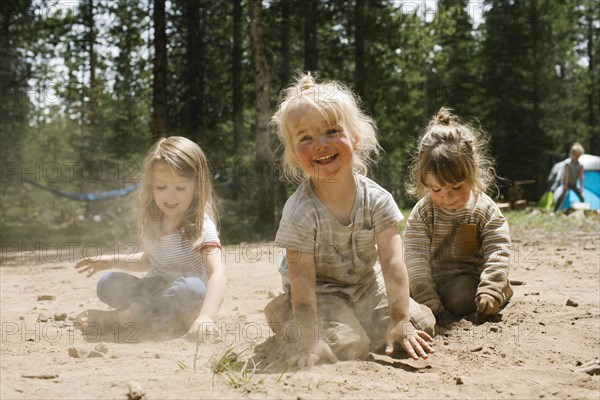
[423,299,445,317]
[385,320,434,360]
[475,294,500,315]
[74,256,113,277]
[289,341,338,368]
[184,315,220,342]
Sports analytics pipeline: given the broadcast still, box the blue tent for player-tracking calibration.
[548,154,600,210]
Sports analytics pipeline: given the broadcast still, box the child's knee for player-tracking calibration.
[96,272,116,303]
[264,293,293,332]
[445,295,477,316]
[170,277,206,303]
[411,304,436,336]
[439,275,479,317]
[331,332,370,361]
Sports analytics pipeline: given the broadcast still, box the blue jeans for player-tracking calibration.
[554,183,585,212]
[97,272,206,336]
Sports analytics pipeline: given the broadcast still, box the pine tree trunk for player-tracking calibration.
[275,0,292,217]
[184,0,205,144]
[303,0,318,72]
[249,0,274,227]
[152,0,168,141]
[586,3,598,154]
[85,0,97,127]
[233,0,244,163]
[354,0,365,98]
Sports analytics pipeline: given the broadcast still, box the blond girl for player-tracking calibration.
[265,73,435,367]
[75,136,225,340]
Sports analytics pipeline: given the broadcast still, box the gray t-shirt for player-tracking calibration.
[565,161,583,186]
[275,174,403,301]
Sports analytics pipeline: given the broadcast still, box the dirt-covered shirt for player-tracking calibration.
[275,174,403,302]
[144,215,220,282]
[404,191,513,306]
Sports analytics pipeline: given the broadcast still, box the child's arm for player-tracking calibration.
[476,210,512,314]
[186,247,226,339]
[579,166,584,189]
[563,164,570,187]
[286,249,337,367]
[75,251,150,277]
[404,210,443,316]
[378,227,434,360]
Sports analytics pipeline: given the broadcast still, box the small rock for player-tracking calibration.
[489,326,499,333]
[38,313,49,322]
[37,295,55,301]
[509,280,525,286]
[155,353,161,359]
[232,306,239,311]
[530,292,540,296]
[127,381,145,400]
[455,376,464,385]
[566,298,579,307]
[470,346,483,352]
[54,312,67,321]
[19,316,25,320]
[68,347,89,359]
[88,350,104,358]
[94,343,108,354]
[576,360,600,376]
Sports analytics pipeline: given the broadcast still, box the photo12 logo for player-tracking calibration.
[1,161,140,184]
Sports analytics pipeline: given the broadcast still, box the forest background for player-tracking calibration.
[1,0,599,248]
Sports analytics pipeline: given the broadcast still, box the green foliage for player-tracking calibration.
[210,346,265,391]
[1,0,598,246]
[505,209,600,239]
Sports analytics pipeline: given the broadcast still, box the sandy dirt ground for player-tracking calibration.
[1,219,599,400]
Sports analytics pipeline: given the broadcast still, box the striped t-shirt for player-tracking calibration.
[404,191,513,306]
[275,174,404,302]
[144,215,221,281]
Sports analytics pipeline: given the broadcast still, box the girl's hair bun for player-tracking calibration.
[435,107,459,126]
[297,72,316,90]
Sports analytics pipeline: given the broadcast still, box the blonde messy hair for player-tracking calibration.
[570,142,585,157]
[138,136,216,248]
[406,107,496,198]
[272,72,380,184]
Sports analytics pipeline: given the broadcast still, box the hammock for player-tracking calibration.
[24,178,139,215]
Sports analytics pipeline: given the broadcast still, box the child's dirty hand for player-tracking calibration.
[289,340,338,368]
[475,294,500,315]
[385,320,434,360]
[184,315,220,342]
[74,256,113,277]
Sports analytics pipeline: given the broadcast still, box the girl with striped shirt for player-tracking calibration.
[404,108,513,321]
[75,136,225,341]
